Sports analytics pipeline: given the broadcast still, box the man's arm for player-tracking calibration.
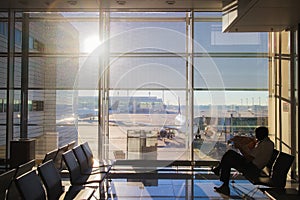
[234,142,255,161]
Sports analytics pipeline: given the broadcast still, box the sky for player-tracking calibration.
[68,12,268,106]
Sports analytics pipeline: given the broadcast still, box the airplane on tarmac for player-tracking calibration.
[174,97,186,127]
[77,107,98,119]
[163,97,190,134]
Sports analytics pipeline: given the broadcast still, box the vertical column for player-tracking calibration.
[6,9,15,163]
[20,13,29,138]
[297,23,300,194]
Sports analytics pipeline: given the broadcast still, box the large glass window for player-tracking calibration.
[1,10,269,165]
[193,13,268,161]
[0,12,8,165]
[108,13,189,161]
[16,12,100,160]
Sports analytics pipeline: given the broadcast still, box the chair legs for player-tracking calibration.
[231,180,259,199]
[90,179,110,200]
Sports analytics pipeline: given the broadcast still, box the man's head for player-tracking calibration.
[255,126,269,141]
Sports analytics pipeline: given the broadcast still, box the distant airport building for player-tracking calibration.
[110,96,165,114]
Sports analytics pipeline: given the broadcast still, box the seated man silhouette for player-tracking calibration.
[212,126,274,196]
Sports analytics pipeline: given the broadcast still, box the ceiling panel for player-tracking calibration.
[0,0,222,12]
[222,0,300,32]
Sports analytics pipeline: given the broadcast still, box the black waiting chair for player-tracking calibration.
[38,160,95,200]
[6,159,36,200]
[259,149,280,177]
[246,150,294,188]
[59,141,76,171]
[81,142,114,169]
[42,148,58,164]
[0,168,16,200]
[73,145,104,175]
[242,149,295,197]
[15,170,46,200]
[54,144,69,171]
[67,140,76,151]
[81,142,97,168]
[15,159,36,177]
[62,150,110,199]
[62,149,106,186]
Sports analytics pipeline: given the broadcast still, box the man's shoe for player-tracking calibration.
[214,184,230,196]
[211,166,220,176]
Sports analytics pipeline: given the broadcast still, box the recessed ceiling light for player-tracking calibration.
[67,0,77,6]
[116,0,126,5]
[18,1,28,5]
[166,0,176,5]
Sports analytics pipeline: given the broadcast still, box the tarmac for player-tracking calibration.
[77,113,227,161]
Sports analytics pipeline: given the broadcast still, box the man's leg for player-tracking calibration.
[214,150,249,196]
[219,150,249,184]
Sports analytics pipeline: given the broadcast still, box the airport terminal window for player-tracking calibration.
[12,30,44,52]
[0,58,7,87]
[192,12,268,161]
[109,57,186,89]
[269,31,297,157]
[0,22,7,37]
[194,57,268,89]
[107,13,189,161]
[15,29,22,46]
[1,11,270,164]
[194,21,268,53]
[25,12,96,151]
[29,36,34,49]
[13,100,21,112]
[32,100,44,111]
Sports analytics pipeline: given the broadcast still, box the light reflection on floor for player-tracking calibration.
[108,178,269,199]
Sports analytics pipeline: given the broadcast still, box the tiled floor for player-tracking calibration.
[107,177,270,199]
[60,165,298,200]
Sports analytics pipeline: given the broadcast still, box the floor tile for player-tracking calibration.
[109,178,271,199]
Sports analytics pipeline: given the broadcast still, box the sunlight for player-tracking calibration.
[82,35,101,52]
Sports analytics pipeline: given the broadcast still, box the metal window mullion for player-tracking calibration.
[278,32,282,151]
[187,11,194,199]
[98,9,104,160]
[20,13,29,138]
[6,9,15,166]
[104,11,111,160]
[290,30,296,179]
[297,23,300,192]
[98,10,110,160]
[272,32,278,149]
[189,10,195,167]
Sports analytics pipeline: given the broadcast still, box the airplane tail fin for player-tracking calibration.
[178,97,181,114]
[111,100,119,110]
[109,100,119,114]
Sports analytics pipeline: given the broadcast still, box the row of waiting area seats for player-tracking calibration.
[0,141,114,200]
[42,140,76,172]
